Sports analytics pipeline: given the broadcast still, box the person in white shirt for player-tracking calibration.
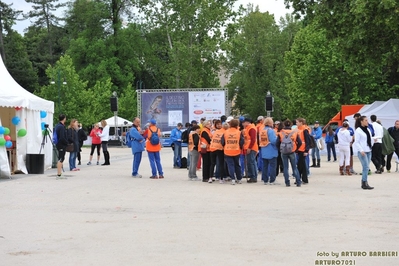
[370,115,384,173]
[98,120,110,165]
[354,116,374,190]
[337,121,353,175]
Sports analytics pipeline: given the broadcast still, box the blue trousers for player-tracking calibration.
[132,152,142,176]
[262,157,277,183]
[148,151,163,176]
[225,155,242,181]
[69,152,77,170]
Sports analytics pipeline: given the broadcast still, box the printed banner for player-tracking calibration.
[188,91,226,123]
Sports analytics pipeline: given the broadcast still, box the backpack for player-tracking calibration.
[280,131,294,154]
[309,135,316,149]
[149,128,160,145]
[53,130,59,145]
[126,131,133,148]
[181,128,190,143]
[180,157,187,168]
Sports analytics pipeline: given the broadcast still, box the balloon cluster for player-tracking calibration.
[40,110,48,135]
[0,107,29,149]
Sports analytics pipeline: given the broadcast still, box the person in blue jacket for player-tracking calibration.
[171,123,183,168]
[311,121,323,168]
[130,117,146,178]
[260,117,278,185]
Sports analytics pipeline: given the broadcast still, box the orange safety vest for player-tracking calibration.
[210,128,224,151]
[188,131,198,151]
[146,125,161,152]
[279,129,298,152]
[297,125,307,152]
[243,123,259,152]
[200,127,212,152]
[224,128,241,156]
[258,126,271,147]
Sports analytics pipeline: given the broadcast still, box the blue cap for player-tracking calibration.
[239,116,245,121]
[150,119,157,125]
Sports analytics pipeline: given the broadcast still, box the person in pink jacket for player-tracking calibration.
[87,124,102,165]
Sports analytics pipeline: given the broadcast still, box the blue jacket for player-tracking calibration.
[260,126,278,159]
[312,126,322,140]
[325,132,335,143]
[129,126,145,154]
[170,127,182,143]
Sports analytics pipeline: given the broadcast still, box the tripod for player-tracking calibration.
[40,127,60,170]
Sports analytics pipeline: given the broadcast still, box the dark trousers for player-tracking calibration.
[201,152,211,180]
[371,143,383,170]
[386,147,399,171]
[297,152,308,183]
[210,150,225,179]
[276,151,283,176]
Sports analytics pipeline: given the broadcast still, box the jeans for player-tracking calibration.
[257,153,263,172]
[69,151,77,170]
[188,150,199,178]
[187,147,191,167]
[225,155,242,180]
[297,152,308,183]
[326,142,337,161]
[358,151,371,181]
[132,152,142,176]
[246,150,258,179]
[281,153,300,186]
[148,151,163,176]
[311,145,320,160]
[173,142,182,167]
[240,154,245,176]
[262,157,277,183]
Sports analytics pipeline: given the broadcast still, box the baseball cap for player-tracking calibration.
[275,121,280,124]
[191,120,197,124]
[150,119,157,125]
[243,117,253,123]
[315,121,319,124]
[226,116,234,122]
[239,116,245,121]
[257,116,264,121]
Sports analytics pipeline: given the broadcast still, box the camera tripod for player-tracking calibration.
[39,126,59,169]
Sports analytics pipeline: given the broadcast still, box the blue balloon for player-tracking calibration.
[41,122,46,130]
[0,126,4,134]
[40,111,47,118]
[12,116,21,125]
[5,140,12,148]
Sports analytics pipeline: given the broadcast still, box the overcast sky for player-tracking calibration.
[3,0,291,34]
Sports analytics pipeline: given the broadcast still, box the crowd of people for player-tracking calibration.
[53,112,399,190]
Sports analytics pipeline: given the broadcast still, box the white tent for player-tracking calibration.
[345,99,399,129]
[0,55,54,177]
[345,101,386,128]
[102,116,132,127]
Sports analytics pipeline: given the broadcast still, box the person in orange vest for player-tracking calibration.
[209,120,226,184]
[188,125,201,181]
[242,117,259,183]
[221,119,244,185]
[146,119,164,179]
[200,120,212,182]
[259,117,278,184]
[276,119,302,186]
[256,116,265,173]
[296,118,311,184]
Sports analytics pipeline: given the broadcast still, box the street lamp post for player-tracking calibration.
[50,70,67,115]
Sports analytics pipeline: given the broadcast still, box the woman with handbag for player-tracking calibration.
[67,119,80,171]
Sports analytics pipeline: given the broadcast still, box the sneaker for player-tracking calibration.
[231,180,236,185]
[150,176,159,179]
[286,184,291,187]
[159,175,164,179]
[208,179,213,183]
[264,182,268,185]
[71,168,79,171]
[237,180,242,184]
[133,174,142,178]
[387,170,391,173]
[247,179,257,183]
[219,179,224,184]
[87,162,91,165]
[269,182,277,185]
[96,162,99,165]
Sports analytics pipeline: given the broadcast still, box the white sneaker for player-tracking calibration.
[231,180,236,185]
[87,161,91,165]
[237,180,242,184]
[219,179,224,184]
[208,179,213,183]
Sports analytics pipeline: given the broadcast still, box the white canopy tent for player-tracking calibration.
[0,55,54,177]
[345,99,399,129]
[101,116,132,127]
[345,101,386,128]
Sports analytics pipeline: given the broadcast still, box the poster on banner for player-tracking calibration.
[168,110,182,126]
[189,91,226,123]
[141,92,189,132]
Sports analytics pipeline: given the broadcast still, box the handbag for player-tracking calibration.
[200,143,207,154]
[316,138,325,151]
[66,143,74,152]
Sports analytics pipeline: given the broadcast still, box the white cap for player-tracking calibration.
[226,116,234,122]
[257,116,264,121]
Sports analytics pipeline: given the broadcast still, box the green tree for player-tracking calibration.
[223,8,297,119]
[138,0,237,89]
[0,1,22,61]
